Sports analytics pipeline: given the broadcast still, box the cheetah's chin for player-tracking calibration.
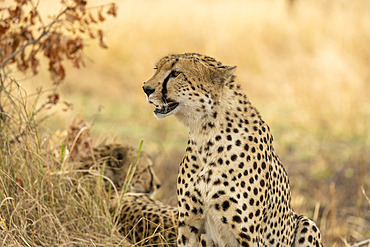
[153,102,179,118]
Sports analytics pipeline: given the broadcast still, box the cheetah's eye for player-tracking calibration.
[171,71,181,77]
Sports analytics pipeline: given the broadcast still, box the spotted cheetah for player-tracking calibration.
[143,53,323,246]
[76,144,161,194]
[112,192,178,246]
[76,144,178,245]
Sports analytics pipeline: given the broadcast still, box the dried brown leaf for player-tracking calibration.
[62,101,73,112]
[97,29,107,49]
[50,62,65,84]
[66,37,83,55]
[8,5,22,21]
[15,0,28,5]
[75,0,87,8]
[15,177,24,187]
[72,54,85,69]
[88,29,95,39]
[98,7,105,22]
[29,9,37,25]
[12,34,21,49]
[65,11,79,23]
[0,22,10,35]
[89,12,97,24]
[17,50,28,72]
[83,16,90,25]
[21,26,34,41]
[3,45,13,61]
[48,93,60,105]
[29,49,40,75]
[107,3,118,17]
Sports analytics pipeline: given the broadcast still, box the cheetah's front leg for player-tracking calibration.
[177,217,203,247]
[292,215,323,247]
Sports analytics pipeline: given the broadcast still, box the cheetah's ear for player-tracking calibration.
[212,65,237,84]
[111,147,129,167]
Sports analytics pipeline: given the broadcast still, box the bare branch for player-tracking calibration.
[0,6,71,69]
[0,30,47,69]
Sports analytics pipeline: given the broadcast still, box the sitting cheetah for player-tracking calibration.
[112,193,178,246]
[143,53,323,246]
[76,144,161,194]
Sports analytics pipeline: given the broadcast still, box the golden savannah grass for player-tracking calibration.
[1,0,369,246]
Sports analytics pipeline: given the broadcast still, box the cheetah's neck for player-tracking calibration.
[177,85,268,165]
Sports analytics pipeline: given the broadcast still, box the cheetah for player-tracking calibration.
[112,192,178,246]
[75,144,161,194]
[143,53,323,246]
[76,144,179,245]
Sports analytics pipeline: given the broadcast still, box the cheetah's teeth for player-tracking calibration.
[154,102,179,115]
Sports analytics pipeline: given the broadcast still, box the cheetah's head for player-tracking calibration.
[78,144,161,195]
[143,53,236,121]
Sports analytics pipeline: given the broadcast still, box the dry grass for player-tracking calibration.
[2,0,370,246]
[0,75,130,246]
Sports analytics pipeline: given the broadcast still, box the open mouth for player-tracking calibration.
[154,102,179,115]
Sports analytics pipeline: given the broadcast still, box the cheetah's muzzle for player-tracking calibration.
[154,102,179,116]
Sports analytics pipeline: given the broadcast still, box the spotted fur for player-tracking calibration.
[77,144,179,245]
[112,193,178,246]
[143,53,323,246]
[77,144,161,194]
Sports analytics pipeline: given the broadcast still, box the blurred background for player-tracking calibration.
[17,0,369,245]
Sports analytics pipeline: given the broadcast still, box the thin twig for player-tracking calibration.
[0,73,6,121]
[31,0,45,27]
[7,113,53,145]
[351,239,370,247]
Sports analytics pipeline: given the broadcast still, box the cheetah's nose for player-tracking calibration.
[156,183,161,189]
[142,85,155,97]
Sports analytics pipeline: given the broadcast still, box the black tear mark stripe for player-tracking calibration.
[161,61,178,101]
[161,72,172,102]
